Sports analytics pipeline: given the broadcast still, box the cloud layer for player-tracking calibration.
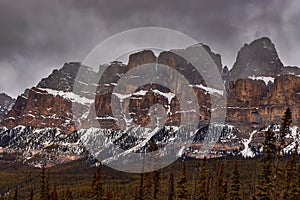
[0,0,299,97]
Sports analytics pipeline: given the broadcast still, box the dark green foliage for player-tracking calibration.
[152,170,160,200]
[275,108,293,198]
[65,188,73,200]
[105,191,113,200]
[40,165,50,200]
[1,143,300,200]
[216,162,227,200]
[115,193,121,200]
[196,157,208,200]
[137,173,144,200]
[50,187,58,200]
[29,190,34,200]
[280,108,292,145]
[167,172,175,200]
[143,173,153,200]
[256,129,276,200]
[176,162,189,200]
[283,145,300,200]
[228,161,242,200]
[278,107,292,158]
[13,188,18,200]
[90,163,104,200]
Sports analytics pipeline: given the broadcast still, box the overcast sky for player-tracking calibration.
[0,0,299,97]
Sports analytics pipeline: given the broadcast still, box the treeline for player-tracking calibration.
[5,108,300,200]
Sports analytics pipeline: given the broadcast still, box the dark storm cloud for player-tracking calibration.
[0,0,299,97]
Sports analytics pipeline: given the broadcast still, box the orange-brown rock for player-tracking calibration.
[225,75,300,133]
[2,87,76,133]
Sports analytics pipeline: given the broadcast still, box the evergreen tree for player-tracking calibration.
[134,187,138,200]
[144,173,153,200]
[167,172,175,200]
[90,163,104,200]
[228,161,242,200]
[196,157,208,200]
[40,165,49,200]
[29,190,34,200]
[50,187,58,200]
[216,162,227,200]
[176,162,189,200]
[137,174,144,200]
[105,191,113,200]
[46,169,50,200]
[13,188,18,200]
[256,129,276,200]
[65,188,73,200]
[279,107,292,157]
[283,144,299,199]
[149,139,160,200]
[153,170,160,200]
[274,108,292,198]
[115,193,121,200]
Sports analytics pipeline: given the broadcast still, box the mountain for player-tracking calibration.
[0,38,300,166]
[224,37,300,132]
[0,93,15,121]
[228,37,284,81]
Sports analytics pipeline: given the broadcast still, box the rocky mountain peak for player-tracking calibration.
[127,50,156,69]
[0,93,15,121]
[37,62,81,92]
[228,37,283,81]
[200,43,223,72]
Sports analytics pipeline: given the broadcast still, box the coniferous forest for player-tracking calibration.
[1,110,299,200]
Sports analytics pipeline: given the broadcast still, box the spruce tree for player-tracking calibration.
[275,108,293,198]
[196,157,208,200]
[13,188,18,200]
[137,173,144,200]
[256,129,276,200]
[216,162,227,200]
[46,169,50,200]
[29,190,34,200]
[50,187,58,200]
[105,191,113,200]
[65,188,72,200]
[279,107,292,156]
[153,170,160,200]
[115,193,121,200]
[283,144,299,199]
[91,163,104,200]
[134,187,138,200]
[144,173,153,200]
[40,165,48,200]
[228,161,242,200]
[167,172,175,200]
[176,162,189,200]
[149,139,160,200]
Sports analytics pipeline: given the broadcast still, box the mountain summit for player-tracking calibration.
[0,37,299,166]
[0,93,15,121]
[228,37,283,81]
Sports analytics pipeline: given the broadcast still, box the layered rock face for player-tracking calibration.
[1,63,97,133]
[95,49,212,130]
[2,88,75,132]
[224,37,300,133]
[226,75,300,133]
[1,37,299,140]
